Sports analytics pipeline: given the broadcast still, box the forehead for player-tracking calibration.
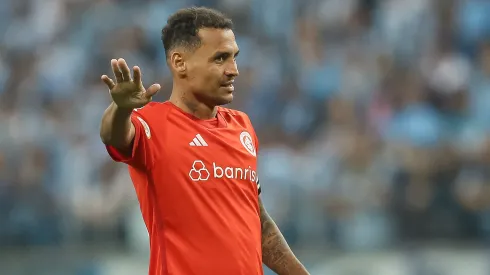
[196,28,238,54]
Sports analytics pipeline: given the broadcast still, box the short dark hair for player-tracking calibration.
[161,7,233,58]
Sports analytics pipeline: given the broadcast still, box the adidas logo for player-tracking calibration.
[189,134,208,147]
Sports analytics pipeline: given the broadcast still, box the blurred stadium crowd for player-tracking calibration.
[3,0,490,273]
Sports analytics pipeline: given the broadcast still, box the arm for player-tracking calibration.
[259,197,309,275]
[100,102,135,155]
[99,58,159,155]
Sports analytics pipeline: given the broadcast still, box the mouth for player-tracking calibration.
[221,81,234,91]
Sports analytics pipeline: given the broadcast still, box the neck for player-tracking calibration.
[169,84,217,120]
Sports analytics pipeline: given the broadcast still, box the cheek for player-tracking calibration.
[188,63,222,88]
[200,67,222,85]
[188,70,218,93]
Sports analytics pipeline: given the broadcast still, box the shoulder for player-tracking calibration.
[218,107,252,124]
[133,102,171,115]
[218,106,258,135]
[131,102,173,131]
[132,102,173,121]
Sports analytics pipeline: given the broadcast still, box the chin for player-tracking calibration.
[215,94,233,106]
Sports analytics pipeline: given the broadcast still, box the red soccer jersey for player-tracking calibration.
[106,101,263,275]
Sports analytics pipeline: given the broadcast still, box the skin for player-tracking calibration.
[259,198,309,274]
[99,27,309,275]
[168,28,240,118]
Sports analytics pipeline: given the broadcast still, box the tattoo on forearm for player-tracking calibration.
[259,199,301,274]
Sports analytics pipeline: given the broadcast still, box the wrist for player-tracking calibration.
[112,102,134,115]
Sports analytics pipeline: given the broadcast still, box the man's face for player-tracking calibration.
[185,28,240,106]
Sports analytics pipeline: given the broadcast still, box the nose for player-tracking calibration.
[225,61,239,77]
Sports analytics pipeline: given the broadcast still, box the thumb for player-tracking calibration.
[145,84,161,99]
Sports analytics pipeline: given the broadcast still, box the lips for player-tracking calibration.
[221,80,235,91]
[221,80,234,86]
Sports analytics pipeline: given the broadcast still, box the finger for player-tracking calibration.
[101,75,116,90]
[117,58,131,81]
[133,66,142,84]
[145,84,161,99]
[111,59,123,83]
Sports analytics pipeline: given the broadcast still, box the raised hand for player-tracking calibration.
[101,58,161,109]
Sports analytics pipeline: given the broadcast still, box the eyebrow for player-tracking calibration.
[211,50,240,59]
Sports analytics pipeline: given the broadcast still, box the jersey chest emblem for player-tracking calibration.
[239,131,256,157]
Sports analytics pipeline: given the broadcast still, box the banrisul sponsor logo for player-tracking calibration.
[189,160,258,183]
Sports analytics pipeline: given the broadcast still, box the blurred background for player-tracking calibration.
[3,0,490,274]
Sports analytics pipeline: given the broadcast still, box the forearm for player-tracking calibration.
[260,199,309,275]
[100,102,135,150]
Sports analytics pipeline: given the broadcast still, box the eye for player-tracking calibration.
[215,55,226,63]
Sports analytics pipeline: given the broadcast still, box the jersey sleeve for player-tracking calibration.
[254,132,261,195]
[246,115,261,195]
[105,109,155,170]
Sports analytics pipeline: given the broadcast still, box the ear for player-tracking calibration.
[170,51,186,74]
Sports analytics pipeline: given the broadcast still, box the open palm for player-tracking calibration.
[101,58,161,109]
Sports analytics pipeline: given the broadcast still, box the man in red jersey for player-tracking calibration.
[99,6,309,275]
